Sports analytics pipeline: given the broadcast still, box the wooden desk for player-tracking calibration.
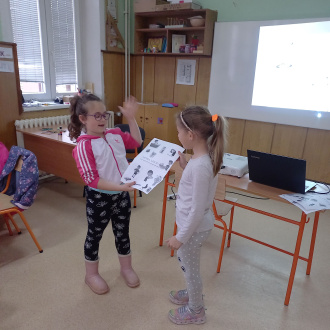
[159,162,322,306]
[16,127,84,185]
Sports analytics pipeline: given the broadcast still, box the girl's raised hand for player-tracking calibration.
[118,96,138,121]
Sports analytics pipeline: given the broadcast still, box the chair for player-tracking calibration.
[114,124,146,208]
[0,156,43,253]
[170,165,236,273]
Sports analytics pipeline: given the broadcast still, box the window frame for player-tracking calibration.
[14,0,82,102]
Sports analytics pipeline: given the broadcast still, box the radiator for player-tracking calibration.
[15,111,114,147]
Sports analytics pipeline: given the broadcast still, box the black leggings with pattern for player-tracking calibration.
[84,187,131,261]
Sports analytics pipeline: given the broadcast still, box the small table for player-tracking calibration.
[16,127,84,185]
[159,162,322,306]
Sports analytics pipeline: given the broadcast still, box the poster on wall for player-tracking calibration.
[121,138,185,194]
[0,60,14,73]
[176,59,196,85]
[0,47,13,59]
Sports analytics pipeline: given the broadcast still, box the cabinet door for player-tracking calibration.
[136,104,145,128]
[122,104,145,128]
[144,105,167,140]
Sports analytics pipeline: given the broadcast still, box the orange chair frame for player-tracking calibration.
[0,160,43,253]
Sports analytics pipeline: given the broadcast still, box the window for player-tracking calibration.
[9,0,79,101]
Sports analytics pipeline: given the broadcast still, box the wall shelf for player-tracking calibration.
[134,9,218,56]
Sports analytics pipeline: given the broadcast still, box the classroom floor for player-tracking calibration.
[1,177,330,330]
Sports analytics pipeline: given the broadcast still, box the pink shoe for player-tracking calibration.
[85,260,109,295]
[168,305,206,325]
[118,254,140,288]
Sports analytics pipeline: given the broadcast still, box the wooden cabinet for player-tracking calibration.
[123,104,180,145]
[134,9,218,56]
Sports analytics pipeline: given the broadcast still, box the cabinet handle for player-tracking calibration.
[145,117,149,120]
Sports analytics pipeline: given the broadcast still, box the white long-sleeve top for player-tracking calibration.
[175,154,218,244]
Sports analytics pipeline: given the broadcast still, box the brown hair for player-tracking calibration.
[177,105,227,176]
[67,93,102,141]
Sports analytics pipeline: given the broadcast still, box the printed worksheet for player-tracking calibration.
[121,138,185,194]
[280,184,330,214]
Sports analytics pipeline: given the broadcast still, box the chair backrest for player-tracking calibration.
[0,157,23,194]
[15,157,23,172]
[214,177,226,201]
[114,124,146,153]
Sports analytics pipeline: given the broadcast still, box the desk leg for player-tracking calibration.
[284,212,307,306]
[159,172,170,246]
[306,211,320,275]
[227,207,235,248]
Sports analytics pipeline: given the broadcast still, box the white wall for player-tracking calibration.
[0,0,13,42]
[79,0,106,99]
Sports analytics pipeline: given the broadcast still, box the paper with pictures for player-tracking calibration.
[176,59,196,85]
[121,138,185,194]
[280,184,330,214]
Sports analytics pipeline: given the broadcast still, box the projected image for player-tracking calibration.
[252,21,330,112]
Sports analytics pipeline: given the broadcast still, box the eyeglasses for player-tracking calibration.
[86,112,111,121]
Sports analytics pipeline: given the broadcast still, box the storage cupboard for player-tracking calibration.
[123,104,180,145]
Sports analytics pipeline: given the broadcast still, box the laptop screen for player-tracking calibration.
[247,150,306,194]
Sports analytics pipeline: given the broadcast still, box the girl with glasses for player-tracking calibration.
[68,93,142,295]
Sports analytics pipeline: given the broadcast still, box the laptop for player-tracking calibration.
[247,150,313,194]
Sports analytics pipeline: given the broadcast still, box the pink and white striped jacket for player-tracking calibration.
[72,128,140,188]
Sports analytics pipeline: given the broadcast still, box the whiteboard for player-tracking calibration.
[208,18,330,130]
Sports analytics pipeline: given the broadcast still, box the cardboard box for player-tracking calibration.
[155,1,202,11]
[63,95,74,103]
[134,0,169,13]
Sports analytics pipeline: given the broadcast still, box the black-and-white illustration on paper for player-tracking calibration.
[121,138,185,194]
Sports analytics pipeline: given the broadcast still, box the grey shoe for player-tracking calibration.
[169,289,189,305]
[168,305,206,325]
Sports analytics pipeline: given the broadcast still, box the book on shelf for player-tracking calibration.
[162,37,167,53]
[147,37,162,52]
[172,34,186,53]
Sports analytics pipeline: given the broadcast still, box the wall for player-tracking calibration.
[79,0,106,98]
[190,0,329,21]
[0,0,13,42]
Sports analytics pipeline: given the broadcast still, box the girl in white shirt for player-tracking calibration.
[166,106,227,325]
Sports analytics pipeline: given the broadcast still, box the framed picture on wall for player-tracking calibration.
[172,34,186,53]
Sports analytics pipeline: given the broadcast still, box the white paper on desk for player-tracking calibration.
[121,138,185,194]
[280,185,330,214]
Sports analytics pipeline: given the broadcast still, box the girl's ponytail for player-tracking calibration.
[209,115,228,176]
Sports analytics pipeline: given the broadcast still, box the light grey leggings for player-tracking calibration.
[177,230,212,311]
